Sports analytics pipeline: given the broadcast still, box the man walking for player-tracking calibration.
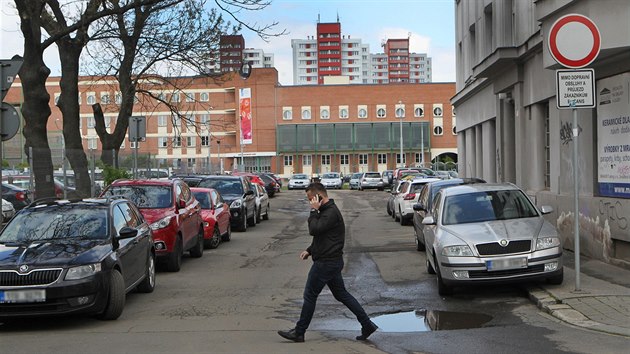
[278,182,378,343]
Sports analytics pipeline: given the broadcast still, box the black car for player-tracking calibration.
[412,178,486,251]
[0,197,156,320]
[257,173,279,198]
[1,183,31,211]
[196,176,257,232]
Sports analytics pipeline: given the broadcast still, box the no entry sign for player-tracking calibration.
[548,14,600,68]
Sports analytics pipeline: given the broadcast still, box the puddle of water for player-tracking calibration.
[372,309,493,332]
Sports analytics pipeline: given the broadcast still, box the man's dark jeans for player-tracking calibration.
[295,258,370,334]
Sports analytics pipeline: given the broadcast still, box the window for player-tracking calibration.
[199,114,209,126]
[377,106,386,118]
[101,92,110,104]
[200,92,209,102]
[201,136,209,146]
[171,92,180,103]
[339,107,349,119]
[86,93,96,105]
[433,117,444,136]
[378,154,387,164]
[321,155,331,165]
[187,158,196,169]
[358,106,367,118]
[173,115,181,127]
[433,104,443,117]
[452,117,457,135]
[414,105,424,117]
[87,117,95,128]
[173,136,182,147]
[433,126,444,135]
[158,137,168,148]
[185,92,194,102]
[396,153,406,165]
[158,115,167,127]
[115,93,122,104]
[303,155,312,166]
[358,154,368,165]
[415,153,423,164]
[301,107,311,120]
[284,155,293,166]
[186,136,195,147]
[282,108,292,120]
[130,141,137,149]
[395,107,405,118]
[340,154,349,165]
[320,107,330,119]
[88,137,97,150]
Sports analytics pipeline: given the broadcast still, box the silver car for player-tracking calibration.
[349,172,363,190]
[422,183,563,295]
[359,171,384,191]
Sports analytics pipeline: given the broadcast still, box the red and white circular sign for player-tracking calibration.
[548,14,600,69]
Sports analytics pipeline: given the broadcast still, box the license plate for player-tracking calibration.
[0,289,46,303]
[486,257,527,271]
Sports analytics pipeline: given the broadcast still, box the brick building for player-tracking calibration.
[4,68,455,177]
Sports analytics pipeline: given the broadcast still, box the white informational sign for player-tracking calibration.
[596,73,630,198]
[556,69,595,109]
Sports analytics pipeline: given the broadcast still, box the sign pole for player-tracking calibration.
[572,104,580,291]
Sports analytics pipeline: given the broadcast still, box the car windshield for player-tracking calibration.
[442,190,539,225]
[364,172,380,178]
[0,205,108,243]
[322,173,339,179]
[104,185,172,208]
[198,179,243,196]
[409,183,428,193]
[351,173,363,179]
[192,192,211,209]
[292,174,308,180]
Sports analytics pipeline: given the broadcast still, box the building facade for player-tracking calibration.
[452,0,630,266]
[215,35,274,74]
[5,69,456,178]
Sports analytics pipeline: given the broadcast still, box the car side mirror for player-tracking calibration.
[413,203,425,212]
[246,190,254,196]
[540,205,554,215]
[117,226,138,239]
[422,216,436,225]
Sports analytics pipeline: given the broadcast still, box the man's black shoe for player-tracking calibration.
[278,328,305,343]
[356,320,378,341]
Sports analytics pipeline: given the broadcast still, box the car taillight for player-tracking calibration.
[403,193,416,200]
[15,191,26,201]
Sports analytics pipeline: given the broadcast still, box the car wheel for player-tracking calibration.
[547,269,564,285]
[137,253,156,293]
[189,228,204,258]
[205,227,221,249]
[386,203,392,216]
[222,223,232,242]
[248,207,257,227]
[435,255,452,296]
[262,204,270,220]
[426,256,436,275]
[414,229,425,251]
[399,208,405,225]
[165,237,182,272]
[256,206,262,223]
[98,269,125,320]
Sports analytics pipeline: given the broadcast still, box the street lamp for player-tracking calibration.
[397,101,404,168]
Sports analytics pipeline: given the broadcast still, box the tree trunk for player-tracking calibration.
[92,103,121,168]
[56,39,91,197]
[16,0,55,199]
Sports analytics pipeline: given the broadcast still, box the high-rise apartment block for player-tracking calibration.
[292,20,431,85]
[215,35,274,73]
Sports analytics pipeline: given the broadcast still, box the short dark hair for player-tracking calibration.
[306,182,327,196]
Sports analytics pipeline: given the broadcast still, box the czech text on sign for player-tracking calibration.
[556,69,595,109]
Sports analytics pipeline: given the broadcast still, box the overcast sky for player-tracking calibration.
[0,0,456,86]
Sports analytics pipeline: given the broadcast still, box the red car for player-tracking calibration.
[232,171,265,187]
[191,187,232,249]
[101,179,204,272]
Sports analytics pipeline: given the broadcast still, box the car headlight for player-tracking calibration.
[230,199,242,209]
[150,215,173,230]
[536,237,560,250]
[65,263,102,280]
[441,245,474,257]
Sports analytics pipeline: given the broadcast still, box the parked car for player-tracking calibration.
[433,170,452,180]
[422,183,564,296]
[386,179,406,217]
[359,171,385,191]
[2,199,15,222]
[392,177,441,225]
[196,175,257,232]
[177,175,205,188]
[267,173,283,189]
[191,187,231,248]
[3,175,79,200]
[448,171,459,178]
[320,172,343,189]
[232,171,266,188]
[101,179,204,272]
[382,170,394,189]
[257,173,280,197]
[412,178,486,251]
[1,183,31,211]
[288,174,310,190]
[253,183,270,223]
[0,197,156,320]
[349,172,363,190]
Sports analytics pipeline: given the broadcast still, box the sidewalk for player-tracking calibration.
[527,251,630,337]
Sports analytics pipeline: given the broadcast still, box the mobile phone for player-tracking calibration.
[316,194,322,202]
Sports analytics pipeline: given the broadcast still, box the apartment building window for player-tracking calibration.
[340,154,349,165]
[130,141,137,149]
[378,154,387,164]
[173,114,181,127]
[158,115,167,127]
[201,136,209,146]
[284,155,293,166]
[358,106,367,118]
[187,158,196,169]
[158,137,168,148]
[87,117,95,128]
[186,136,195,147]
[199,114,209,126]
[86,93,96,105]
[415,153,423,165]
[282,107,292,120]
[414,105,424,117]
[433,117,444,136]
[101,92,110,104]
[88,138,97,150]
[433,104,443,116]
[303,155,312,166]
[200,92,209,102]
[173,136,182,147]
[395,106,405,118]
[376,106,386,118]
[185,92,195,102]
[321,155,331,165]
[339,106,349,119]
[301,107,311,120]
[358,154,368,165]
[171,92,180,103]
[115,92,122,104]
[396,153,406,165]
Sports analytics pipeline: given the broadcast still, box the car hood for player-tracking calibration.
[0,239,110,267]
[220,194,243,204]
[442,218,545,245]
[139,208,175,224]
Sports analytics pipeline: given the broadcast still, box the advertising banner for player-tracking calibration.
[597,73,630,198]
[239,88,252,145]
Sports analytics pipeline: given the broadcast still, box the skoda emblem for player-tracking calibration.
[19,265,29,273]
[499,239,509,247]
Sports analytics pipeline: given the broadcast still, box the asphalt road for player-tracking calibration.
[1,189,628,353]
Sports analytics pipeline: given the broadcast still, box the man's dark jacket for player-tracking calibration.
[306,199,344,261]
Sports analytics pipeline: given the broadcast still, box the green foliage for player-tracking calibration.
[102,165,131,186]
[2,160,8,168]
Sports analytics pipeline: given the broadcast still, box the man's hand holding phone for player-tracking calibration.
[309,194,322,210]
